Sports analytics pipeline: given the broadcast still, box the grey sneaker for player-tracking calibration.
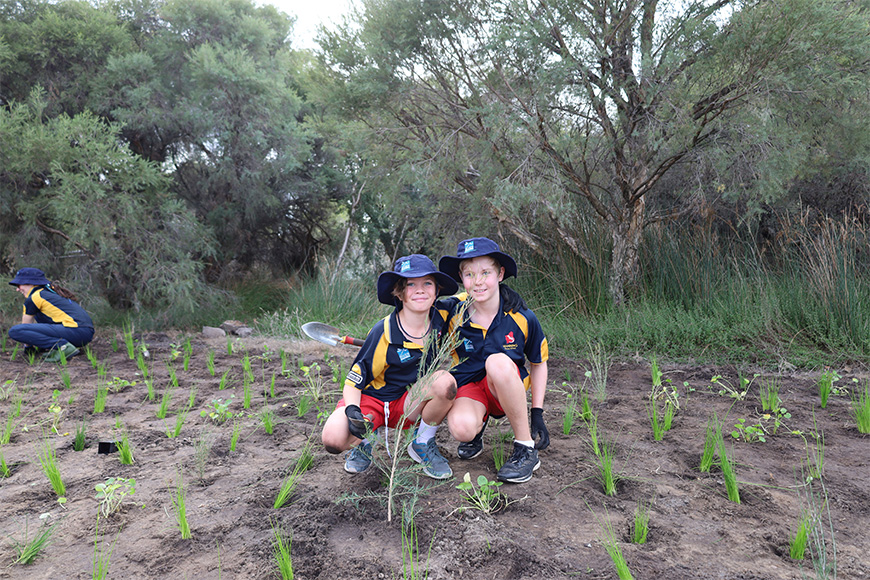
[457,417,488,460]
[496,442,540,483]
[408,438,453,479]
[344,441,372,474]
[44,342,80,363]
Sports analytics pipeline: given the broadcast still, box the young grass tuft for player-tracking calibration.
[632,502,650,544]
[38,438,66,500]
[563,391,578,436]
[699,413,720,473]
[789,514,810,560]
[11,519,57,565]
[206,350,216,376]
[592,506,634,580]
[850,379,870,434]
[260,406,276,435]
[229,420,241,452]
[817,369,839,409]
[274,441,313,509]
[759,377,781,412]
[73,419,87,451]
[156,386,174,419]
[170,469,192,539]
[596,436,619,496]
[94,386,109,414]
[585,409,600,457]
[717,438,740,504]
[92,514,118,580]
[167,407,189,439]
[1,451,11,477]
[272,523,294,580]
[117,431,134,465]
[586,341,610,402]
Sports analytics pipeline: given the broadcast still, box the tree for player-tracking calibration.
[0,91,214,312]
[320,0,869,304]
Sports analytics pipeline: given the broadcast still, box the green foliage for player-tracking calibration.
[817,369,840,409]
[632,502,650,545]
[790,515,810,560]
[272,524,294,580]
[274,442,313,509]
[94,477,136,518]
[850,380,870,434]
[731,419,767,443]
[201,396,236,423]
[455,473,505,514]
[38,438,66,500]
[10,520,57,566]
[73,419,87,451]
[170,469,192,540]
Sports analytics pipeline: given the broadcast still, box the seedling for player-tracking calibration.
[593,507,634,580]
[280,350,289,375]
[168,342,181,362]
[169,469,192,539]
[790,514,810,560]
[631,502,650,544]
[718,439,740,503]
[274,442,313,508]
[272,524,294,580]
[759,377,781,412]
[182,338,192,371]
[243,383,252,409]
[267,373,277,399]
[145,378,155,402]
[229,420,241,451]
[59,369,71,390]
[38,438,66,500]
[242,355,254,386]
[699,413,720,473]
[11,519,57,565]
[731,418,766,443]
[85,346,98,368]
[456,473,506,514]
[187,387,197,410]
[650,355,662,388]
[92,514,118,580]
[136,351,149,380]
[760,406,791,435]
[563,389,578,436]
[585,341,610,402]
[167,407,190,439]
[585,410,600,457]
[817,369,840,409]
[711,373,758,400]
[73,419,87,451]
[48,403,63,434]
[193,432,213,483]
[26,349,38,366]
[218,370,231,390]
[117,431,134,465]
[850,379,870,434]
[491,431,508,471]
[167,365,179,389]
[648,399,665,441]
[156,386,174,419]
[595,437,619,496]
[260,406,276,435]
[296,394,312,417]
[206,350,216,376]
[0,451,10,477]
[1,412,15,444]
[95,477,136,518]
[10,343,19,361]
[109,377,136,393]
[201,396,235,423]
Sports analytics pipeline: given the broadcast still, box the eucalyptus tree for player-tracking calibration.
[321,0,869,304]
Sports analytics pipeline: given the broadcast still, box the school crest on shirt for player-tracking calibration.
[397,348,411,362]
[503,331,518,350]
[462,338,474,352]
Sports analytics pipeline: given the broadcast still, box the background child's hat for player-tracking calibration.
[8,267,50,287]
[439,237,518,283]
[376,254,459,306]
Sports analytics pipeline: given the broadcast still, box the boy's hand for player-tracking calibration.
[345,404,369,439]
[530,407,549,450]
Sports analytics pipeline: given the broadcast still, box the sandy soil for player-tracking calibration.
[0,333,868,580]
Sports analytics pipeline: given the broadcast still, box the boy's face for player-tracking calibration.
[459,256,504,303]
[401,275,437,313]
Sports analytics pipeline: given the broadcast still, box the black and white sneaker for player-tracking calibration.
[457,417,489,460]
[496,442,540,483]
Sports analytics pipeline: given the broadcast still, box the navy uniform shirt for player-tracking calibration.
[24,288,94,329]
[344,308,448,402]
[439,293,548,388]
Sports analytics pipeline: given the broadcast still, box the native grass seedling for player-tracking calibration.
[563,386,579,436]
[711,373,758,401]
[267,373,277,399]
[167,406,190,439]
[759,377,781,412]
[85,346,99,368]
[243,383,252,409]
[817,369,840,409]
[242,355,254,386]
[699,413,721,473]
[229,420,242,452]
[136,351,149,380]
[850,379,870,434]
[59,369,71,390]
[169,469,192,539]
[92,514,119,580]
[1,379,15,400]
[585,409,601,457]
[592,506,634,580]
[167,365,179,389]
[122,321,136,359]
[117,431,134,465]
[650,355,663,388]
[296,393,313,418]
[274,441,314,509]
[796,469,837,578]
[1,451,11,477]
[182,338,192,371]
[10,519,57,565]
[586,341,610,402]
[456,473,507,514]
[790,513,810,560]
[26,348,38,366]
[647,397,675,441]
[491,427,512,471]
[717,438,740,503]
[272,523,294,580]
[399,503,434,580]
[218,369,231,390]
[631,502,650,544]
[156,386,174,420]
[260,406,276,435]
[144,378,155,402]
[38,438,66,501]
[193,432,213,483]
[187,387,197,410]
[731,418,767,443]
[595,437,620,496]
[206,350,216,376]
[73,419,87,451]
[95,477,136,518]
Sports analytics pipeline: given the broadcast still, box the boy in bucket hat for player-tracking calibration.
[436,237,549,483]
[321,254,460,479]
[8,268,95,362]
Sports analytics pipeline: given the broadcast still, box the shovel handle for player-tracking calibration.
[341,336,365,347]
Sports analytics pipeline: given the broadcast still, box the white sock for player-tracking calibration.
[416,420,437,444]
[515,439,534,448]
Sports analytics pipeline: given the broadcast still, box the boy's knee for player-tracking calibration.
[485,353,515,375]
[323,444,343,455]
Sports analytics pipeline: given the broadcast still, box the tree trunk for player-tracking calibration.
[608,196,646,306]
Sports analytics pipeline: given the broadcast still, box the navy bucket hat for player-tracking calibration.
[376,254,459,306]
[439,237,518,283]
[9,267,51,287]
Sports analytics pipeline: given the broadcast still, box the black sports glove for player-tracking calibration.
[530,407,549,450]
[345,404,368,439]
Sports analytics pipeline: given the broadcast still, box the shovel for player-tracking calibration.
[301,322,364,347]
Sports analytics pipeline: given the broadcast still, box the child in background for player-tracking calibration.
[321,254,459,479]
[8,267,95,362]
[437,237,549,483]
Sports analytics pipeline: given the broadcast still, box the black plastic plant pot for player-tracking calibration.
[98,440,118,454]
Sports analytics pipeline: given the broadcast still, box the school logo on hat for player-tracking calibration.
[399,259,411,272]
[505,331,515,344]
[464,240,475,253]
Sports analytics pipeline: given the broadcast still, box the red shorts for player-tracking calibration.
[336,391,414,431]
[456,376,507,419]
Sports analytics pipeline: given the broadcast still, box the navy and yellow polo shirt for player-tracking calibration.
[439,293,548,389]
[24,287,94,329]
[344,308,448,403]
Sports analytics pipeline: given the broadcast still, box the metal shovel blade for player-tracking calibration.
[301,322,341,346]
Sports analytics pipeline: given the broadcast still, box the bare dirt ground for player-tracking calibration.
[0,332,868,580]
